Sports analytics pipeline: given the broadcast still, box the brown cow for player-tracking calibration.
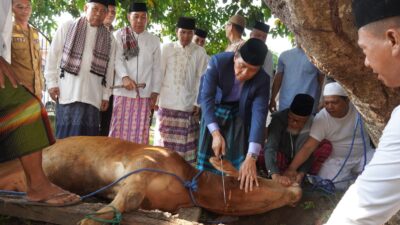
[0,136,301,225]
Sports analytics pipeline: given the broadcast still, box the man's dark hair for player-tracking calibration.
[232,23,244,35]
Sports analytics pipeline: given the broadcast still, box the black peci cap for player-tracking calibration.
[353,0,400,28]
[238,38,268,66]
[290,94,314,117]
[253,21,270,33]
[177,17,196,30]
[129,2,147,12]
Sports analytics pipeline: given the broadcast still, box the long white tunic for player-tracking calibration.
[158,42,208,112]
[45,19,116,109]
[113,30,162,98]
[0,0,12,63]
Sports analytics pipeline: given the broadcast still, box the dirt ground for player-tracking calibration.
[2,189,400,225]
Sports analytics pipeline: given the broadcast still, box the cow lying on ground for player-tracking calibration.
[0,136,301,225]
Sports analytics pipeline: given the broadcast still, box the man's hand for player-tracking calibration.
[271,174,292,186]
[150,93,158,110]
[100,100,109,111]
[295,172,305,184]
[211,130,226,158]
[48,87,60,101]
[0,56,18,88]
[269,99,277,113]
[238,155,259,192]
[122,76,137,91]
[192,106,200,116]
[283,168,298,183]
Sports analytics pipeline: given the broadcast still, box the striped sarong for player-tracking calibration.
[154,107,199,165]
[0,77,55,163]
[196,103,247,175]
[55,102,100,139]
[108,96,151,144]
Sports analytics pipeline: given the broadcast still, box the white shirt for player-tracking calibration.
[113,29,162,98]
[310,104,370,159]
[0,0,12,63]
[158,42,208,112]
[45,19,116,109]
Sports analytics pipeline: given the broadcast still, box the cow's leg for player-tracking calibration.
[79,172,149,225]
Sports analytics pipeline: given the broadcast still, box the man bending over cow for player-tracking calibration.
[197,38,269,192]
[264,94,316,186]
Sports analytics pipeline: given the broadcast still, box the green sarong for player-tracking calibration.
[0,77,55,163]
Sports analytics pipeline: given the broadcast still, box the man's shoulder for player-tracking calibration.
[143,31,160,43]
[212,51,234,62]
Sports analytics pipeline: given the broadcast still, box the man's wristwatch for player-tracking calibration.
[247,153,258,161]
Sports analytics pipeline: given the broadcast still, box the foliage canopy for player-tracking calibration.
[30,0,291,55]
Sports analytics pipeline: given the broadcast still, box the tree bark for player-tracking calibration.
[264,0,400,144]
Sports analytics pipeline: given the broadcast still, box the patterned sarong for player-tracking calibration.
[154,107,199,165]
[196,103,247,175]
[0,77,55,163]
[55,102,99,139]
[108,96,151,144]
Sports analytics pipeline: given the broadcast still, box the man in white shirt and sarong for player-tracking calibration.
[155,16,208,164]
[109,2,161,144]
[45,0,116,139]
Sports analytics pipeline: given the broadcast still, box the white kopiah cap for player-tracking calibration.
[323,82,347,97]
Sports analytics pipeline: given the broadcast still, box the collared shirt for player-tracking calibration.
[158,41,208,112]
[45,19,116,109]
[0,0,12,63]
[225,39,245,52]
[11,23,43,97]
[277,47,320,111]
[113,29,162,98]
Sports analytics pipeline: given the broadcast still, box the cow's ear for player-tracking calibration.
[209,157,239,177]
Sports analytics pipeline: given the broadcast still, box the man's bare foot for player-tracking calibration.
[26,181,80,206]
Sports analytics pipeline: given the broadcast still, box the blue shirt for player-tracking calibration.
[277,47,320,111]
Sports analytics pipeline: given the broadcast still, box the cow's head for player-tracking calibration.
[200,157,302,216]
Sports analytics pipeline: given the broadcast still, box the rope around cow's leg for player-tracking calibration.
[83,205,122,225]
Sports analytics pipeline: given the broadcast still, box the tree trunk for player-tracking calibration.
[264,0,400,144]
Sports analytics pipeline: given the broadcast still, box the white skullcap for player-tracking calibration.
[323,82,347,97]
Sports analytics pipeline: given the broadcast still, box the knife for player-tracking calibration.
[110,83,146,89]
[220,155,227,205]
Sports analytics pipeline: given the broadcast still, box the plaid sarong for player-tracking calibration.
[0,77,55,163]
[154,108,199,165]
[60,17,111,86]
[109,96,151,144]
[121,26,139,60]
[196,103,247,175]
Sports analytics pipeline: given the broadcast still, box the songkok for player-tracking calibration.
[290,94,315,117]
[108,0,116,6]
[353,0,400,28]
[253,21,270,33]
[129,2,147,12]
[229,14,246,28]
[323,82,347,97]
[87,0,108,7]
[195,28,208,38]
[238,38,268,66]
[177,17,196,30]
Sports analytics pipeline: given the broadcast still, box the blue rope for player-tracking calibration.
[0,168,204,207]
[0,190,26,196]
[307,113,368,194]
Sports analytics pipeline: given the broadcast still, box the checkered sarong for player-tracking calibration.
[154,107,199,165]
